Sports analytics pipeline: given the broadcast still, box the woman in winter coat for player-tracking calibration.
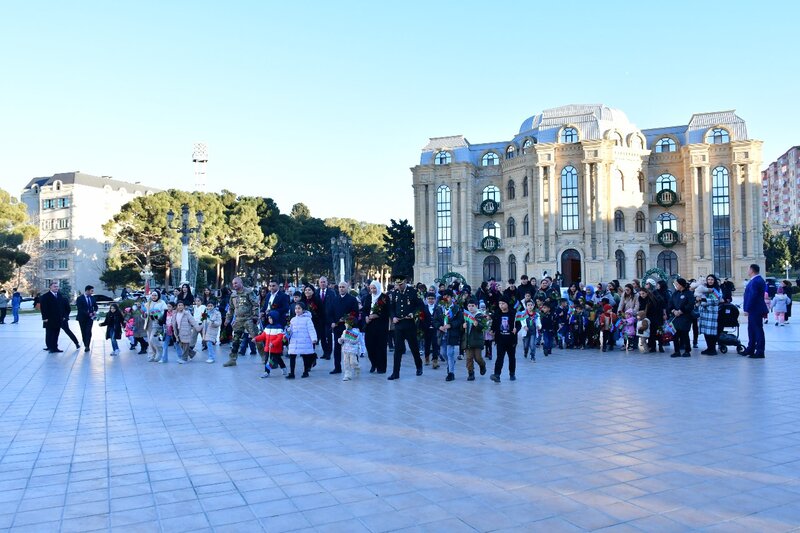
[638,287,664,353]
[144,291,167,362]
[287,302,318,378]
[100,303,124,356]
[697,275,721,355]
[171,301,201,362]
[362,281,390,374]
[668,278,696,357]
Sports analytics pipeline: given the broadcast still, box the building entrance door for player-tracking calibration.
[561,249,581,286]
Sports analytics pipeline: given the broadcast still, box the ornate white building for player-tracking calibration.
[412,104,763,286]
[21,172,159,296]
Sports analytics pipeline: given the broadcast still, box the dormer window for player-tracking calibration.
[481,152,499,166]
[705,127,730,144]
[560,127,579,144]
[434,151,452,165]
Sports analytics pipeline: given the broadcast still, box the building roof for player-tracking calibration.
[23,172,159,194]
[517,104,639,144]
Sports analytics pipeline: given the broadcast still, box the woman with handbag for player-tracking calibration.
[669,278,695,357]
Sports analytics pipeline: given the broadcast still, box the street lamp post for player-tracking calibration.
[167,204,204,287]
[140,265,154,295]
[786,261,791,281]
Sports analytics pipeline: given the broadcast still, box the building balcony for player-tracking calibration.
[648,191,682,206]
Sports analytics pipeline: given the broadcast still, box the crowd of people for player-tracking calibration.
[35,264,798,380]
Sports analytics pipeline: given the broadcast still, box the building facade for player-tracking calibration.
[21,172,159,296]
[762,145,800,232]
[412,104,763,287]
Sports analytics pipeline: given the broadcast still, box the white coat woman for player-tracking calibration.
[144,291,168,362]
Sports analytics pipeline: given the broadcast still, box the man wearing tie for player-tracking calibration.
[742,263,768,359]
[40,281,66,353]
[76,285,98,352]
[262,279,290,327]
[316,276,336,360]
[330,281,359,374]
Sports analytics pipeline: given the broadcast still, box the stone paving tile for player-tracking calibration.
[1,317,800,531]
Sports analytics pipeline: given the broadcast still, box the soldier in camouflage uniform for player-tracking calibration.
[223,277,261,367]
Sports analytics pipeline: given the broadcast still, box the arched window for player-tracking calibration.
[635,211,646,232]
[656,173,677,193]
[631,135,644,149]
[524,252,530,275]
[655,137,677,153]
[522,138,534,154]
[560,127,579,143]
[54,180,62,191]
[482,152,499,166]
[635,251,646,279]
[522,214,529,236]
[656,212,677,233]
[613,132,623,146]
[507,217,516,238]
[618,169,625,191]
[483,221,500,239]
[434,151,452,165]
[482,185,500,203]
[522,177,528,197]
[638,172,645,193]
[507,179,516,200]
[712,166,732,277]
[657,250,679,277]
[508,254,517,281]
[615,250,626,279]
[436,185,452,278]
[705,128,730,144]
[560,166,579,230]
[483,255,500,281]
[505,145,516,160]
[614,210,625,232]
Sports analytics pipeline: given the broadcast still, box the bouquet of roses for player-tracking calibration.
[370,294,386,316]
[340,311,358,328]
[201,310,209,322]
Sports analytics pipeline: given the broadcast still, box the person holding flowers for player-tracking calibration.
[462,299,488,381]
[434,289,463,382]
[363,280,390,373]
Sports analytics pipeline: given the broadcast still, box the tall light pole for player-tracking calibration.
[167,204,204,287]
[786,261,791,281]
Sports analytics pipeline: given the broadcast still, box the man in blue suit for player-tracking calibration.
[742,263,767,358]
[262,279,290,328]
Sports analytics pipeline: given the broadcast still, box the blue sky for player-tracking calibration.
[0,1,796,224]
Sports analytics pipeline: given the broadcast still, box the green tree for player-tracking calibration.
[764,221,791,274]
[0,189,35,284]
[788,224,800,270]
[384,219,414,279]
[325,217,388,282]
[99,264,141,295]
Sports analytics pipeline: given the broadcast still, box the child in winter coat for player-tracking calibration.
[100,303,124,356]
[171,302,202,363]
[160,302,181,363]
[254,311,287,378]
[338,318,361,381]
[462,300,488,380]
[193,297,206,352]
[123,308,135,349]
[623,309,637,352]
[771,287,790,326]
[600,304,617,352]
[201,301,222,363]
[131,304,148,353]
[637,310,650,352]
[480,300,494,360]
[539,302,557,356]
[286,302,318,378]
[433,290,463,382]
[520,300,541,361]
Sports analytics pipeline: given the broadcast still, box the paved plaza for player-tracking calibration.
[0,314,799,532]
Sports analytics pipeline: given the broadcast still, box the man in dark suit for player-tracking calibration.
[316,276,336,360]
[262,279,290,328]
[388,275,423,380]
[40,281,66,353]
[742,263,768,359]
[76,285,98,352]
[330,281,359,374]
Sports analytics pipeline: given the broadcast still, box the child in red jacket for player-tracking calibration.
[254,311,287,378]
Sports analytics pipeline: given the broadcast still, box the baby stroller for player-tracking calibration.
[717,302,745,354]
